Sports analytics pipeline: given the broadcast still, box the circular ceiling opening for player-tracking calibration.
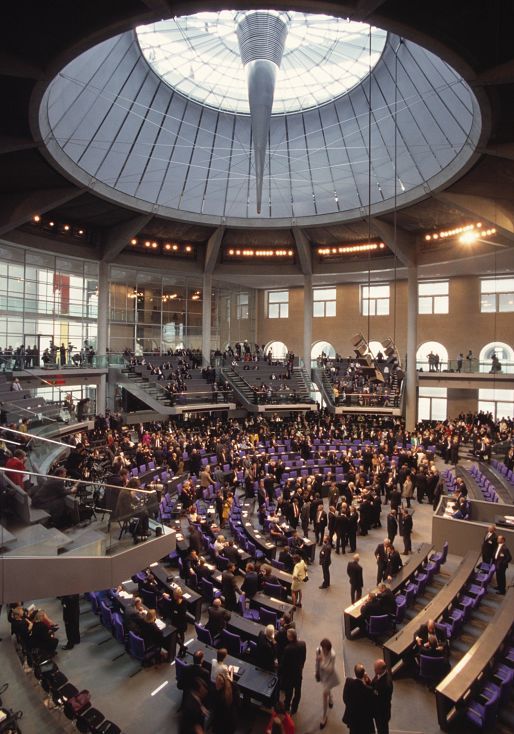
[136,12,387,115]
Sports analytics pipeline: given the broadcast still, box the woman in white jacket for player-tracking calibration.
[291,554,308,608]
[315,638,340,729]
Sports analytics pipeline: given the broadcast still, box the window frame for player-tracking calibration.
[418,280,449,315]
[267,289,289,319]
[480,277,514,313]
[360,283,390,316]
[313,287,336,318]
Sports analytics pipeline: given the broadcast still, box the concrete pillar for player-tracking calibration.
[96,260,109,414]
[202,273,212,366]
[406,265,418,431]
[303,274,313,370]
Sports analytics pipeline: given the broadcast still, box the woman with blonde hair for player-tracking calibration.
[315,638,340,729]
[291,554,308,608]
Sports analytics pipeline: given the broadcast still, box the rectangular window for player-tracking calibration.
[361,284,390,316]
[418,386,447,421]
[478,388,514,421]
[236,292,249,320]
[313,287,336,318]
[267,290,289,319]
[418,280,449,314]
[480,277,514,313]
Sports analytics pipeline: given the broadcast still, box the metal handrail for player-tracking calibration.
[0,465,159,496]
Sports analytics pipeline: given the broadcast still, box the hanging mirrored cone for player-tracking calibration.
[236,12,288,213]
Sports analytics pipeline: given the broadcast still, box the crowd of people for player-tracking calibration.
[0,340,96,370]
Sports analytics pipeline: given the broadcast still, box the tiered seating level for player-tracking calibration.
[226,362,314,406]
[0,373,62,427]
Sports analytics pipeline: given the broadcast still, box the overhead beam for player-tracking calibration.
[370,217,417,267]
[0,51,43,79]
[101,214,153,262]
[434,192,514,243]
[480,143,514,162]
[292,227,313,275]
[204,226,225,274]
[0,135,37,155]
[473,59,514,86]
[0,186,84,237]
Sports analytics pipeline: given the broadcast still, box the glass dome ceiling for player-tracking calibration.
[136,12,387,115]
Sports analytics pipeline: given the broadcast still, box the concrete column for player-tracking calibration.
[303,274,313,370]
[202,273,212,366]
[406,265,418,431]
[96,260,109,414]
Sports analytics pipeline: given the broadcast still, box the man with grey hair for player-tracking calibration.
[346,553,363,602]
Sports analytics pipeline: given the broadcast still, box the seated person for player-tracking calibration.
[452,497,471,520]
[213,534,226,555]
[138,608,165,651]
[223,539,240,565]
[376,582,397,617]
[196,556,214,584]
[29,610,59,656]
[414,618,448,656]
[360,592,384,621]
[278,546,294,574]
[259,564,279,590]
[268,520,286,545]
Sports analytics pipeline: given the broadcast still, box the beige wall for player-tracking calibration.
[257,275,514,363]
[447,388,478,417]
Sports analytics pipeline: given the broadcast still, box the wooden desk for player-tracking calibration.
[382,550,480,673]
[435,588,514,730]
[343,543,433,639]
[185,639,278,706]
[250,592,295,619]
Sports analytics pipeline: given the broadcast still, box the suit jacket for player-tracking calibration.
[241,571,259,598]
[372,671,393,720]
[319,542,332,567]
[314,510,328,530]
[401,513,413,536]
[342,677,375,731]
[375,543,389,566]
[346,560,363,589]
[221,570,239,606]
[387,514,398,537]
[386,550,403,577]
[495,544,512,570]
[482,531,498,563]
[281,639,306,681]
[206,605,231,637]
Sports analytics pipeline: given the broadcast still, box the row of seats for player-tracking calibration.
[491,458,514,487]
[464,637,514,729]
[469,464,501,503]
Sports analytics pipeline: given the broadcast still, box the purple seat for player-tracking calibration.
[418,655,450,686]
[127,631,160,668]
[239,593,260,621]
[195,623,214,646]
[431,541,448,567]
[220,629,245,657]
[465,687,500,729]
[366,614,395,643]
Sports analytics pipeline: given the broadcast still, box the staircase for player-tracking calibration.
[312,367,336,412]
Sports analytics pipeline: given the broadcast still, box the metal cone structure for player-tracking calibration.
[236,12,288,214]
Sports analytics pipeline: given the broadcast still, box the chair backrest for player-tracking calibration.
[271,559,285,571]
[259,607,277,628]
[175,656,188,688]
[419,654,448,681]
[441,541,449,564]
[263,582,283,599]
[368,614,393,635]
[200,578,215,604]
[217,555,229,571]
[88,592,100,615]
[195,623,213,646]
[128,631,145,661]
[100,601,113,632]
[141,588,157,609]
[220,629,241,657]
[112,613,125,645]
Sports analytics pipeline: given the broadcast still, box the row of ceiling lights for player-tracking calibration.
[424,221,497,244]
[317,242,386,255]
[226,248,294,257]
[32,215,86,237]
[130,238,194,253]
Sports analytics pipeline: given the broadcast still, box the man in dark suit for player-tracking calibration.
[400,508,413,555]
[347,508,358,552]
[335,510,349,554]
[494,535,512,595]
[376,582,396,617]
[372,658,393,734]
[482,524,498,564]
[375,539,391,584]
[314,505,328,546]
[206,598,230,639]
[319,534,332,589]
[221,563,240,610]
[222,539,240,565]
[385,545,403,579]
[386,510,398,544]
[181,649,210,706]
[347,553,363,603]
[342,663,376,734]
[241,562,259,598]
[280,628,306,714]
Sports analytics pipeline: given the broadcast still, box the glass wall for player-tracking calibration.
[0,244,98,364]
[109,267,256,354]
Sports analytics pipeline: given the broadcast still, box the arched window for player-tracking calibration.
[479,342,514,374]
[416,341,449,371]
[311,341,336,361]
[264,340,288,361]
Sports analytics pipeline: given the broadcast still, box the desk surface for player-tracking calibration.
[250,592,295,617]
[186,639,278,700]
[344,543,433,623]
[227,612,263,642]
[383,550,480,660]
[150,564,202,606]
[436,587,514,704]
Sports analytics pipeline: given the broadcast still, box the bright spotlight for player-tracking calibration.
[459,231,479,245]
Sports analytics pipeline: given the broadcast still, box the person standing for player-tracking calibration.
[291,554,308,608]
[342,663,375,734]
[372,658,393,734]
[180,677,208,734]
[314,504,328,546]
[319,534,332,589]
[482,524,498,564]
[60,594,80,650]
[375,539,391,585]
[400,508,413,555]
[494,536,512,595]
[386,509,398,544]
[346,553,364,603]
[315,638,340,730]
[280,628,306,714]
[221,562,240,611]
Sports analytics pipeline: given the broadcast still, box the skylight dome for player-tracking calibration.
[136,11,387,115]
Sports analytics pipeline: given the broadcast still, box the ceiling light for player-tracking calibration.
[131,238,137,245]
[459,231,479,245]
[33,215,40,222]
